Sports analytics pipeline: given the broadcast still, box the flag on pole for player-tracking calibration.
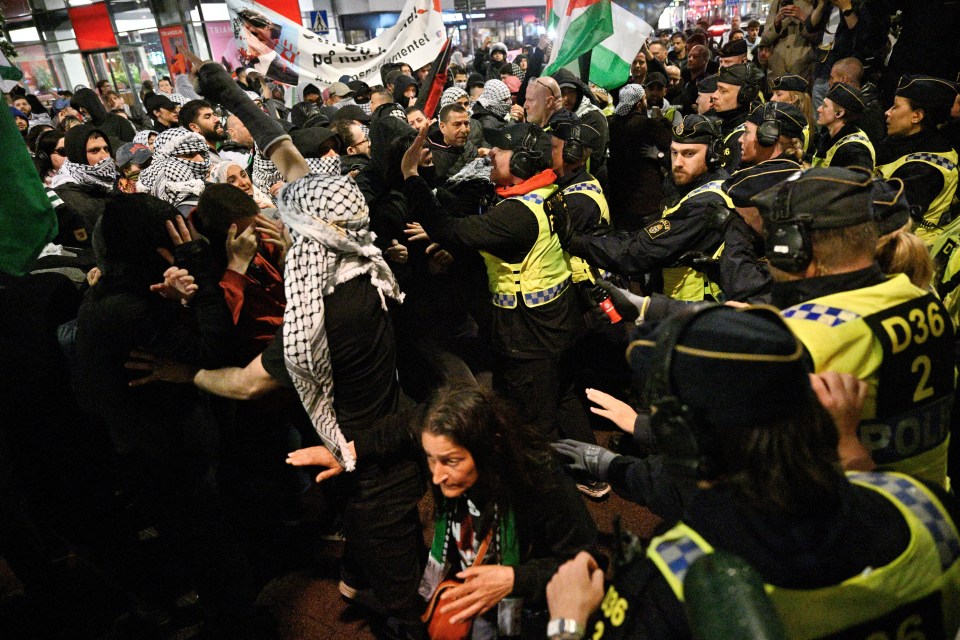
[543,0,614,77]
[545,0,654,90]
[415,38,453,120]
[0,50,24,93]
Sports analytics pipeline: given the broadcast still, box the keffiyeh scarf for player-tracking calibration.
[615,84,646,116]
[49,157,118,190]
[479,80,511,118]
[447,157,493,185]
[210,160,273,208]
[139,130,210,205]
[133,129,157,146]
[252,144,283,201]
[306,155,343,176]
[279,174,403,471]
[440,86,468,109]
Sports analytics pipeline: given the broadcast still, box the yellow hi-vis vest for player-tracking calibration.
[782,274,956,488]
[811,129,876,169]
[930,215,960,328]
[646,471,960,640]
[802,123,810,154]
[720,123,746,170]
[480,185,572,309]
[661,180,734,302]
[878,149,959,245]
[560,178,611,284]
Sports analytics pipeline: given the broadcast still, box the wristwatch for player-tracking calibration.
[547,618,585,640]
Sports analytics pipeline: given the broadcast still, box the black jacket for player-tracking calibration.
[814,122,875,170]
[426,125,480,182]
[70,88,136,147]
[53,182,113,232]
[877,128,955,226]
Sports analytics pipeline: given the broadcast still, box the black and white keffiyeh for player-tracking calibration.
[279,173,403,471]
[252,149,282,201]
[615,84,645,116]
[448,157,493,185]
[306,155,342,176]
[49,157,118,190]
[479,80,511,118]
[440,86,468,109]
[133,129,157,146]
[138,127,191,189]
[138,130,210,205]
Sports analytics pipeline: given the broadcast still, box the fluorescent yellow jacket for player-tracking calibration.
[811,129,876,169]
[782,274,956,488]
[480,185,572,309]
[878,149,958,245]
[647,471,960,640]
[560,177,610,284]
[661,180,734,302]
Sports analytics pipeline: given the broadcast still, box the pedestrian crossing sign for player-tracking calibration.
[309,10,329,35]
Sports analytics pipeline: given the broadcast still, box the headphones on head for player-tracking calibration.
[736,67,763,108]
[756,102,782,147]
[645,304,727,483]
[509,125,545,180]
[763,180,812,272]
[701,117,725,171]
[562,123,585,165]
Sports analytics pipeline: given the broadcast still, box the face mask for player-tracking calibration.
[454,81,467,90]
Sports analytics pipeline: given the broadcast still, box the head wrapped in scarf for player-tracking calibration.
[440,86,468,109]
[479,80,512,118]
[209,160,273,209]
[615,84,646,116]
[139,129,210,206]
[279,173,403,471]
[49,124,117,191]
[306,155,343,176]
[133,129,157,146]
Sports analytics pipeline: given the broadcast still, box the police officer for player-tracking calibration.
[549,304,960,640]
[555,114,733,303]
[769,74,812,152]
[709,62,765,171]
[812,82,875,170]
[877,75,959,247]
[756,167,956,488]
[400,122,609,496]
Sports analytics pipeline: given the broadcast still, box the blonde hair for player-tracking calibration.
[877,225,933,288]
[778,136,805,162]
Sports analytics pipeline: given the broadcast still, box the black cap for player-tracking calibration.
[672,114,723,145]
[895,74,959,125]
[719,38,748,58]
[753,167,877,230]
[332,103,372,123]
[144,93,177,113]
[724,159,802,207]
[302,83,321,98]
[771,74,809,93]
[873,178,910,236]
[291,101,321,128]
[627,305,811,431]
[347,80,371,96]
[487,123,555,174]
[746,101,807,139]
[697,74,719,93]
[547,109,581,139]
[717,62,762,88]
[824,82,865,115]
[644,72,668,88]
[290,127,341,157]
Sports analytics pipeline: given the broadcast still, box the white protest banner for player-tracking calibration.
[225,0,447,87]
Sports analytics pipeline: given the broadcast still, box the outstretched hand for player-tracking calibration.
[150,266,198,303]
[401,123,430,179]
[286,444,353,483]
[125,350,199,387]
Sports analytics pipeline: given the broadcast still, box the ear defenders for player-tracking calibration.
[509,125,545,180]
[736,67,763,108]
[756,102,782,147]
[763,181,812,273]
[561,124,585,165]
[701,118,725,171]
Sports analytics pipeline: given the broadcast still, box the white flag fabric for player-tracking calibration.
[225,0,446,86]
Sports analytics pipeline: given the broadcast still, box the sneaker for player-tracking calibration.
[339,580,386,614]
[576,480,612,499]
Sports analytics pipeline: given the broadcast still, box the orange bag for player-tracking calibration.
[422,531,493,640]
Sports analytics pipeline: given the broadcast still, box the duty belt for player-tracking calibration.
[493,278,571,308]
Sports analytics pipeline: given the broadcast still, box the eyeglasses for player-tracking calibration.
[53,147,66,156]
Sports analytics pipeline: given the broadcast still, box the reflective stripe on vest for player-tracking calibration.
[878,149,959,245]
[647,472,960,640]
[811,130,876,168]
[481,185,573,309]
[561,179,611,284]
[661,180,733,301]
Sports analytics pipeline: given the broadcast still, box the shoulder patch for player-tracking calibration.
[645,219,671,239]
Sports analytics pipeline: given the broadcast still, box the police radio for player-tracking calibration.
[763,182,812,273]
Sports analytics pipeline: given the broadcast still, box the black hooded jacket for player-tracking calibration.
[70,88,136,147]
[550,69,610,184]
[54,124,115,231]
[392,75,420,108]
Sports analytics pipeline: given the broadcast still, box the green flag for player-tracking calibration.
[0,104,58,276]
[543,0,614,76]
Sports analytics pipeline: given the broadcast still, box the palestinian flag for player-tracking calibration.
[0,50,24,93]
[415,38,452,120]
[543,0,614,77]
[0,104,58,276]
[545,0,654,90]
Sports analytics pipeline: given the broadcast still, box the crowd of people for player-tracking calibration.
[4,1,960,639]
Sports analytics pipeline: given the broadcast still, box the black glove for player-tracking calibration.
[596,279,649,323]
[195,62,289,156]
[545,191,575,248]
[552,439,618,481]
[677,251,722,283]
